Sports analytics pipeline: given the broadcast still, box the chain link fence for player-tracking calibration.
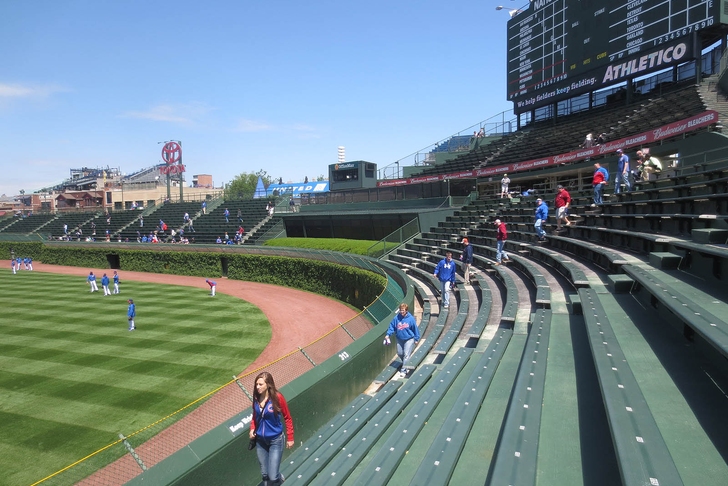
[31,303,382,485]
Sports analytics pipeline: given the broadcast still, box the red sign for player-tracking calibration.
[161,142,182,165]
[378,110,719,187]
[159,164,186,175]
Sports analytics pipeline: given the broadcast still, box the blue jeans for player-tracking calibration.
[615,172,630,194]
[496,240,508,262]
[439,280,451,307]
[593,184,604,205]
[397,338,416,370]
[256,433,284,483]
[534,219,546,238]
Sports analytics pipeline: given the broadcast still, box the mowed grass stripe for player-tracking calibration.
[0,356,217,399]
[0,326,267,362]
[0,269,271,486]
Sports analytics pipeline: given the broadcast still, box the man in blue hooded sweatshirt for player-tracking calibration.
[384,303,420,378]
[433,251,457,309]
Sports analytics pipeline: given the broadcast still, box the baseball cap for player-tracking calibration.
[128,299,133,303]
[616,148,623,153]
[536,198,543,202]
[461,237,469,244]
[557,184,564,189]
[494,219,501,225]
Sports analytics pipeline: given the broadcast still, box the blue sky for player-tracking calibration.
[0,0,517,197]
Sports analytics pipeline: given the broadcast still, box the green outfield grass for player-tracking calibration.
[0,269,271,486]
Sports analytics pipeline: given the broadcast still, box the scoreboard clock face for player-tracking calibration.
[507,0,719,114]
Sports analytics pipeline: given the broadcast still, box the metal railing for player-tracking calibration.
[367,217,420,258]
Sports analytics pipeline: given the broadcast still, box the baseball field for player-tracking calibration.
[0,268,271,486]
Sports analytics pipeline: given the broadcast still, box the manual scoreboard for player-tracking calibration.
[507,0,719,113]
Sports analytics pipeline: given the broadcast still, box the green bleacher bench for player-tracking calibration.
[648,252,683,270]
[607,274,634,293]
[286,380,403,483]
[692,228,728,244]
[578,288,684,486]
[620,264,728,359]
[282,394,372,474]
[410,329,514,485]
[309,365,437,485]
[467,274,493,338]
[567,294,582,315]
[489,310,552,486]
[349,348,474,486]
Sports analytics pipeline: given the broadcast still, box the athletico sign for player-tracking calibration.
[378,110,718,187]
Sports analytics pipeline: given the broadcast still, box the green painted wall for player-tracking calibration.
[125,274,413,486]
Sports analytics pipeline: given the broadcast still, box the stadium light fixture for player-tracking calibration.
[495,6,522,17]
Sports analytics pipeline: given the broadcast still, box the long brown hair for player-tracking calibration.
[252,371,281,413]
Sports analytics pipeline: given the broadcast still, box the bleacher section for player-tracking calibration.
[275,154,728,484]
[187,200,273,244]
[413,83,709,178]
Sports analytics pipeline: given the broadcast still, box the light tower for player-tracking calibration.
[338,146,345,164]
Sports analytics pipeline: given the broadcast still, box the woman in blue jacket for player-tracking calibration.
[384,303,420,378]
[534,197,549,241]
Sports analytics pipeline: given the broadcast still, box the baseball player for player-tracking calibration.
[11,258,16,274]
[113,271,120,294]
[101,273,110,296]
[206,279,217,296]
[127,299,136,331]
[87,272,99,292]
[26,257,33,271]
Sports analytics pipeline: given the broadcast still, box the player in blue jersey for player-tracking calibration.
[101,273,110,296]
[127,299,136,331]
[113,271,120,294]
[87,272,99,292]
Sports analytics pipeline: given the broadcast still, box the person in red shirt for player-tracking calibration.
[250,372,294,485]
[554,185,572,229]
[494,219,510,265]
[592,162,609,206]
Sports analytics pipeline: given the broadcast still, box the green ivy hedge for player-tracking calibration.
[226,254,386,308]
[1,243,386,310]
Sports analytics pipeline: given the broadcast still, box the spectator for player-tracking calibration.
[534,198,549,242]
[596,133,607,145]
[237,208,243,223]
[139,215,144,228]
[224,208,230,223]
[477,127,485,138]
[216,236,222,244]
[583,133,593,148]
[500,174,510,198]
[433,251,457,309]
[289,198,296,212]
[494,219,510,265]
[615,149,631,194]
[383,303,420,378]
[249,372,295,486]
[554,185,572,229]
[459,238,473,284]
[592,162,609,207]
[634,150,647,183]
[201,200,207,214]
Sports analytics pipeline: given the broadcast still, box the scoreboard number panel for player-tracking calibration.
[507,0,718,114]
